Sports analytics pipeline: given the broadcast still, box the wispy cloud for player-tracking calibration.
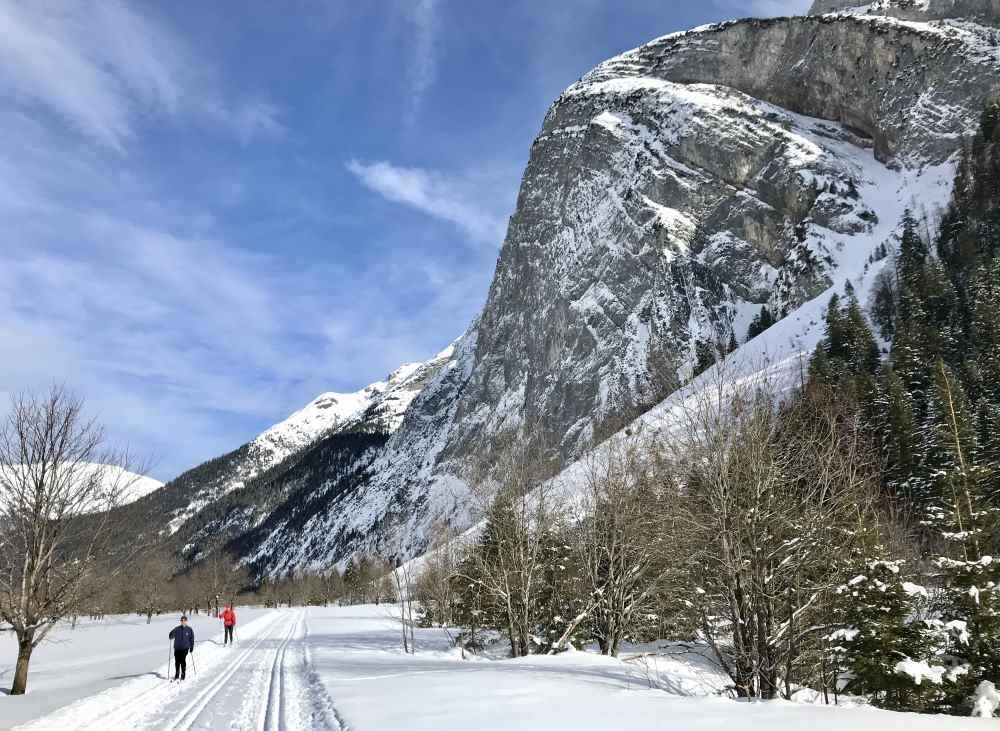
[406,0,441,127]
[712,0,814,17]
[346,160,507,246]
[0,1,284,150]
[0,212,338,475]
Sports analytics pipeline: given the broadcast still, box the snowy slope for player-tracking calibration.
[252,389,374,465]
[158,346,453,537]
[105,465,165,507]
[0,463,164,514]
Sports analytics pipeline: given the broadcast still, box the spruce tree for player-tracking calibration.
[828,562,941,712]
[746,305,776,341]
[923,361,1000,713]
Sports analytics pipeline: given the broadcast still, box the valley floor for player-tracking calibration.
[1,605,993,730]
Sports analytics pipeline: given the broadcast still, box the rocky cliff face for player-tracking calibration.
[233,7,1000,575]
[142,6,1000,575]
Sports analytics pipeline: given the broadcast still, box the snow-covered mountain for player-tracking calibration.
[811,0,1000,24]
[104,465,165,507]
[114,1,1000,575]
[233,5,1000,574]
[0,463,164,514]
[105,345,456,563]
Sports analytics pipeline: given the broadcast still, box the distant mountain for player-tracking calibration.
[106,466,165,507]
[244,4,1000,573]
[109,345,456,562]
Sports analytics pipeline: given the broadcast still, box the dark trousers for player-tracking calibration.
[224,626,234,644]
[174,649,189,679]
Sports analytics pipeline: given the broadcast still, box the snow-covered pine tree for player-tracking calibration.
[827,561,941,711]
[921,361,1000,714]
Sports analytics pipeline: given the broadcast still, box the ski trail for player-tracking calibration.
[259,610,299,730]
[298,608,347,730]
[14,608,347,730]
[256,607,344,730]
[12,611,285,731]
[161,611,292,731]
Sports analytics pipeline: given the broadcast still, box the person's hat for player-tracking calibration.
[180,615,188,621]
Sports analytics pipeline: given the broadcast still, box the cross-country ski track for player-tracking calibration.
[12,609,342,731]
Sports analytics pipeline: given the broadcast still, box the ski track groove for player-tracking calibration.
[302,608,348,731]
[163,611,288,731]
[260,610,300,731]
[15,608,350,730]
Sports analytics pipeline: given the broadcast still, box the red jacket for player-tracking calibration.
[219,608,236,627]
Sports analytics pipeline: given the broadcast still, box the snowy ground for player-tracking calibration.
[2,605,994,730]
[0,608,273,730]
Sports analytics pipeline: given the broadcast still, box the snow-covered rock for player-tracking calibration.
[812,0,1000,27]
[240,9,998,573]
[131,6,1000,575]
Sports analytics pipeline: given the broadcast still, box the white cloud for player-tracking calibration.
[0,1,284,149]
[346,160,507,246]
[713,0,814,17]
[406,0,441,127]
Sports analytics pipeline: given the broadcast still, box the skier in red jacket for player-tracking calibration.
[219,605,237,646]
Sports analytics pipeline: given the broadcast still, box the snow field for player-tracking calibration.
[7,605,996,729]
[7,608,334,731]
[0,608,270,729]
[306,606,994,730]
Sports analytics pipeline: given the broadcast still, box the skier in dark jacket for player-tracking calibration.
[168,616,195,680]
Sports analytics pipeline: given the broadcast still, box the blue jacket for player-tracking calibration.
[169,625,195,652]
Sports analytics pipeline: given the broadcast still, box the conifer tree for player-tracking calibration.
[746,305,776,341]
[828,562,940,712]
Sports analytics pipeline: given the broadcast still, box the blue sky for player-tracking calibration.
[0,0,811,480]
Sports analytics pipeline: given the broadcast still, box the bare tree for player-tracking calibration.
[460,442,563,657]
[658,369,884,698]
[389,560,417,654]
[188,550,248,617]
[555,436,670,655]
[414,521,461,627]
[0,387,144,694]
[130,554,175,623]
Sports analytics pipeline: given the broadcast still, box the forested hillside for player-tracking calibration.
[804,103,1000,714]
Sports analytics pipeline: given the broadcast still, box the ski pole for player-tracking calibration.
[167,641,172,681]
[191,650,196,677]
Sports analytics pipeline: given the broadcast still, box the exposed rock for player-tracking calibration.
[243,10,1000,572]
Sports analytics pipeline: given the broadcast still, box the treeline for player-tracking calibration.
[257,555,398,608]
[77,551,402,624]
[77,552,251,623]
[416,377,891,701]
[407,104,1000,718]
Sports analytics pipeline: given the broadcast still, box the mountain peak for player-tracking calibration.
[810,0,1000,25]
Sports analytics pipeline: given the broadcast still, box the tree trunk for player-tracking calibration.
[11,635,34,695]
[507,617,520,657]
